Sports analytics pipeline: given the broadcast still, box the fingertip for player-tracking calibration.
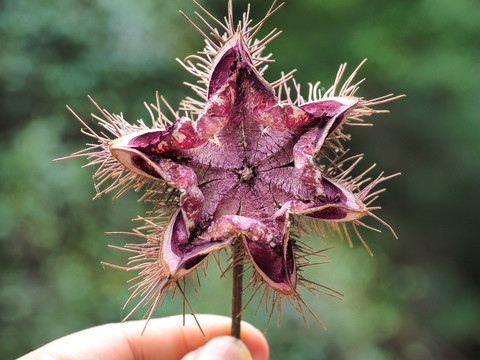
[168,315,269,360]
[182,336,252,360]
[238,320,269,360]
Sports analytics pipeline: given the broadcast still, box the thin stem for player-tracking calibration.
[231,238,244,339]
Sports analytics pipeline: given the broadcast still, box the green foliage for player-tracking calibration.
[1,0,479,359]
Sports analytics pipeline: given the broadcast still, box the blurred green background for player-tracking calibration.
[1,0,479,359]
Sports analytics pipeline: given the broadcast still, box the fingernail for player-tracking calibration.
[182,336,253,360]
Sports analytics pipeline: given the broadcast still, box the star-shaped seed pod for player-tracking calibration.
[60,0,401,328]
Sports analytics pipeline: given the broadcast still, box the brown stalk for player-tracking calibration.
[231,238,244,339]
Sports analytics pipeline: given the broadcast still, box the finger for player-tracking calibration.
[181,336,253,360]
[19,314,269,360]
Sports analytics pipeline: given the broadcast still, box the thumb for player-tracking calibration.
[182,336,253,360]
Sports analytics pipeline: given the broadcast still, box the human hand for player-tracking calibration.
[18,314,269,360]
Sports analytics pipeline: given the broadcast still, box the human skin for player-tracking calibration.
[18,314,269,360]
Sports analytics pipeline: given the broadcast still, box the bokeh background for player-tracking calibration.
[1,0,479,359]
